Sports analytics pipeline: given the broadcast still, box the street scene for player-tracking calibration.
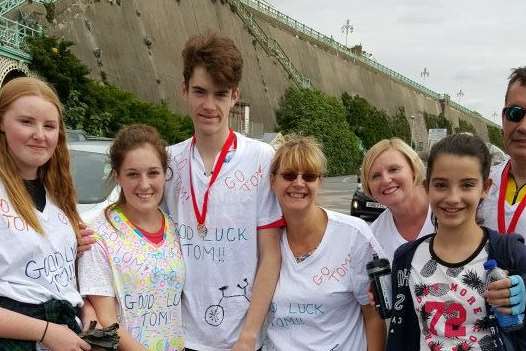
[0,0,524,350]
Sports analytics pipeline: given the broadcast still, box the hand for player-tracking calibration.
[232,334,256,351]
[41,322,91,351]
[77,222,95,257]
[485,275,526,315]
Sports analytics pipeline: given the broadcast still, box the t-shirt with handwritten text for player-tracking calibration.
[164,133,282,351]
[78,208,185,350]
[264,209,383,351]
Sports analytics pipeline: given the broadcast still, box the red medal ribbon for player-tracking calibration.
[189,129,236,229]
[497,161,526,234]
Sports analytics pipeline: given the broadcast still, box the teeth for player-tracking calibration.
[288,193,306,198]
[443,208,461,213]
[383,186,398,195]
[137,194,154,199]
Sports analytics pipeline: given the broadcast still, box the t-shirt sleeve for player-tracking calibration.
[78,238,115,297]
[256,146,282,229]
[351,224,378,305]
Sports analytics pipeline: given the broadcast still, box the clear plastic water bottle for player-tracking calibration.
[484,259,524,332]
[367,254,393,319]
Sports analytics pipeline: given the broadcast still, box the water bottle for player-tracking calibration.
[367,254,393,319]
[484,259,524,331]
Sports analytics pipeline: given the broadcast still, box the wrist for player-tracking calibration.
[238,330,257,343]
[39,321,49,343]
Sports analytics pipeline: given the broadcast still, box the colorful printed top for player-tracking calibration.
[78,207,185,351]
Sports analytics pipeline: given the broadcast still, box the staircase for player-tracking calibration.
[0,0,54,62]
[227,0,311,89]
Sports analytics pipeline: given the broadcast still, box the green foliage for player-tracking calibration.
[391,107,411,145]
[276,88,362,176]
[488,125,504,149]
[341,93,411,149]
[27,35,193,144]
[424,112,453,135]
[455,119,477,135]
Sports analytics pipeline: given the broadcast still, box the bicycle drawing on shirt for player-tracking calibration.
[205,278,250,326]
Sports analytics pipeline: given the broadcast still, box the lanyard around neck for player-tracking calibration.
[189,129,236,231]
[497,161,526,234]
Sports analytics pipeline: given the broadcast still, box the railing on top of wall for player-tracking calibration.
[239,0,482,117]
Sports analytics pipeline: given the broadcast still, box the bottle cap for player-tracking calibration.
[483,259,497,270]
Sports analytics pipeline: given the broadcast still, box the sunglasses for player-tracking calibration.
[503,106,526,123]
[279,172,320,182]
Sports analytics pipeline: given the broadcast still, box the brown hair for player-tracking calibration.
[105,124,168,222]
[361,138,425,198]
[270,134,327,178]
[182,32,243,89]
[505,67,526,104]
[0,77,81,237]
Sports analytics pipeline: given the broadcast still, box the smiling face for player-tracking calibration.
[0,95,60,180]
[367,148,416,208]
[427,154,490,230]
[183,66,239,138]
[115,144,166,218]
[502,82,526,161]
[271,168,321,213]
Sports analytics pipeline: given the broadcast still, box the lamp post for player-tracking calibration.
[341,19,354,47]
[420,68,429,83]
[410,115,416,149]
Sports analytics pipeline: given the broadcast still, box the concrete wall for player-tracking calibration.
[45,0,494,141]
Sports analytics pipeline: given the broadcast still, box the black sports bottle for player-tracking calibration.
[366,254,393,319]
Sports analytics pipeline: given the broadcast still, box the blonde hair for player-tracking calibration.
[0,77,81,237]
[361,138,425,197]
[270,134,327,177]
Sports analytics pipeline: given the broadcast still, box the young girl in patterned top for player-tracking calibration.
[78,124,185,350]
[387,133,526,351]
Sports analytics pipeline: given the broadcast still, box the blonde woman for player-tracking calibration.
[264,135,385,351]
[0,77,90,350]
[361,138,434,262]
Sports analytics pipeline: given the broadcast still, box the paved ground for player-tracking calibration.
[318,175,359,215]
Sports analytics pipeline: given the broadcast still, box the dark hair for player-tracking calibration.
[182,32,243,89]
[105,124,168,222]
[426,134,491,184]
[505,66,526,104]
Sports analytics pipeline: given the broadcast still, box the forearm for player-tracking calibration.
[117,329,147,351]
[238,246,281,342]
[0,307,47,341]
[362,305,386,351]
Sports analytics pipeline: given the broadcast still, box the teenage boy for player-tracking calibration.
[164,33,282,351]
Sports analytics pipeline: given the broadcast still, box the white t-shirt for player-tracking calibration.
[478,161,526,240]
[0,182,82,306]
[370,206,434,263]
[264,209,384,351]
[409,236,491,350]
[78,208,185,350]
[164,133,282,351]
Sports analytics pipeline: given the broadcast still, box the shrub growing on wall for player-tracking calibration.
[26,35,193,144]
[488,125,504,149]
[276,88,362,176]
[456,119,477,135]
[342,93,410,148]
[424,112,453,135]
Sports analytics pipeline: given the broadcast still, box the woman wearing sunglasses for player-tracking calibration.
[263,135,385,351]
[478,67,526,240]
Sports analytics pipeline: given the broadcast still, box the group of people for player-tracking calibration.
[0,31,524,351]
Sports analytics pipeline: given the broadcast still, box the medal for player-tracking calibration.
[197,223,208,237]
[189,129,237,239]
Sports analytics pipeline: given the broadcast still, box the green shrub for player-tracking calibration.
[456,119,477,135]
[488,125,504,149]
[424,112,453,135]
[276,88,362,176]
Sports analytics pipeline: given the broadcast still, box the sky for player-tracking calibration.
[263,0,525,125]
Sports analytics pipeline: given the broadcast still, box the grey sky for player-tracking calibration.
[265,0,525,125]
